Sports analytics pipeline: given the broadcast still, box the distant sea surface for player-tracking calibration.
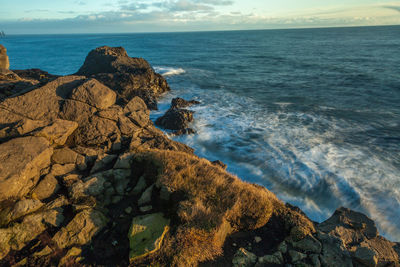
[2,26,400,240]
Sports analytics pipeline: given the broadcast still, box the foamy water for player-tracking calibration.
[153,66,400,241]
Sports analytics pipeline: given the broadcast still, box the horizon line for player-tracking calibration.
[1,24,399,36]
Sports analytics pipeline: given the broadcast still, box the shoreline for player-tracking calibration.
[0,45,399,266]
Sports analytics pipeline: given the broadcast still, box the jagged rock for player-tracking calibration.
[354,247,378,267]
[52,209,107,249]
[34,119,78,145]
[0,209,64,259]
[316,231,353,267]
[171,97,200,109]
[155,107,194,131]
[0,136,53,200]
[0,75,85,122]
[0,45,9,70]
[318,207,400,266]
[69,78,116,109]
[32,174,60,200]
[291,234,322,254]
[124,96,150,127]
[76,46,170,109]
[9,199,44,222]
[232,248,257,267]
[128,213,170,261]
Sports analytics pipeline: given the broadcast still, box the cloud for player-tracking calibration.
[383,5,400,13]
[75,1,87,5]
[24,9,49,13]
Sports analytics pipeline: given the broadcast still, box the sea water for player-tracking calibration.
[2,25,400,240]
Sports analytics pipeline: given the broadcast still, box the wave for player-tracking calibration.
[154,66,186,76]
[153,84,400,241]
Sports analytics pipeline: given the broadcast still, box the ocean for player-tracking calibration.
[2,26,400,240]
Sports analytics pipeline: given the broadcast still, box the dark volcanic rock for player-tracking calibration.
[171,97,200,109]
[0,45,9,70]
[76,46,169,109]
[155,107,194,131]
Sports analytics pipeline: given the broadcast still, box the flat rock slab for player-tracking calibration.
[0,136,53,200]
[128,213,170,261]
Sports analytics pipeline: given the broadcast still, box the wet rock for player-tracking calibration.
[171,97,200,109]
[232,248,257,267]
[32,174,60,200]
[128,213,170,261]
[155,107,194,131]
[0,45,9,70]
[172,128,196,136]
[69,78,116,109]
[0,136,52,200]
[354,247,378,267]
[52,209,107,249]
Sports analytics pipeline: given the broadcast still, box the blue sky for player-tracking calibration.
[1,0,400,33]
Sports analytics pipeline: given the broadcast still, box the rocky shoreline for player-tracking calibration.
[0,45,399,266]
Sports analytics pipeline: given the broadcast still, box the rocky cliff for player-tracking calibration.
[0,46,398,267]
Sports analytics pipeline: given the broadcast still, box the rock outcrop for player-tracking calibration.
[0,45,9,70]
[76,46,170,109]
[0,45,398,267]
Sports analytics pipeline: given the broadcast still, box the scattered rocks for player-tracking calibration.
[171,97,200,109]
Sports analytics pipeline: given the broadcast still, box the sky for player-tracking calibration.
[1,0,400,34]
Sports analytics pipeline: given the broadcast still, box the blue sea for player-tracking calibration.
[2,26,400,240]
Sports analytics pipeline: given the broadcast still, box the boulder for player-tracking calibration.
[52,209,107,249]
[0,136,53,200]
[0,75,85,122]
[123,96,150,127]
[51,147,79,164]
[32,174,60,200]
[0,45,9,70]
[291,234,322,254]
[34,119,78,145]
[128,213,170,261]
[76,46,170,109]
[155,107,194,131]
[171,97,200,109]
[69,78,116,109]
[8,199,44,222]
[258,252,284,265]
[354,246,378,267]
[288,250,307,263]
[316,231,353,267]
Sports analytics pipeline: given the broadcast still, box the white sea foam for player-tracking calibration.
[154,66,186,76]
[152,81,400,241]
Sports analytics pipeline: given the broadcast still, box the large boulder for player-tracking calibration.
[155,108,194,131]
[0,45,9,70]
[76,46,170,109]
[128,213,170,261]
[69,78,116,109]
[0,136,53,200]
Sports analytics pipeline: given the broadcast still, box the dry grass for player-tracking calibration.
[133,149,281,266]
